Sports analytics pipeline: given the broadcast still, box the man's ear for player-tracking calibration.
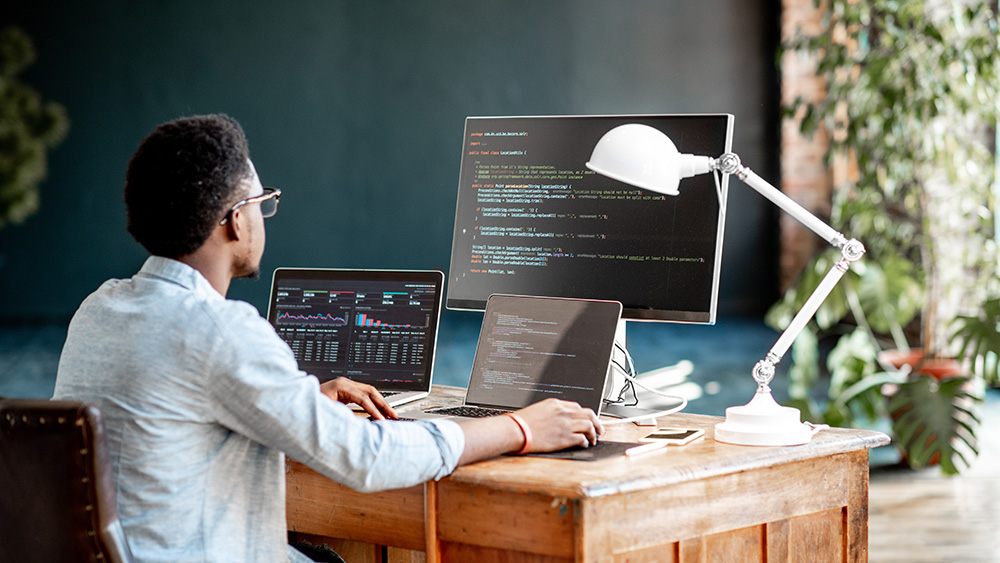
[224,208,244,241]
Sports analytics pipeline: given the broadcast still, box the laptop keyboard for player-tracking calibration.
[424,405,512,418]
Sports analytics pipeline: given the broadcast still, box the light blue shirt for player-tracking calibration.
[54,256,464,563]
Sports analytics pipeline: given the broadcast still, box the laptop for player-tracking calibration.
[412,294,622,419]
[267,268,444,408]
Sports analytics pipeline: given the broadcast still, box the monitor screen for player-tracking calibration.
[446,114,733,323]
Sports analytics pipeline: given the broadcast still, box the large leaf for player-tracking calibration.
[951,296,1000,384]
[889,375,980,475]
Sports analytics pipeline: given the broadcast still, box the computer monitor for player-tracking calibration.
[446,114,733,324]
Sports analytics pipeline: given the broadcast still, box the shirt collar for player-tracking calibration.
[137,256,224,301]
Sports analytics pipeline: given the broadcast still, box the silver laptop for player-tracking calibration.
[267,268,444,408]
[411,294,622,419]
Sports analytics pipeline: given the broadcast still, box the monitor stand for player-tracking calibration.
[602,319,689,425]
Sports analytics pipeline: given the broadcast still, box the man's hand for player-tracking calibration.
[513,398,604,453]
[456,398,604,465]
[319,377,397,420]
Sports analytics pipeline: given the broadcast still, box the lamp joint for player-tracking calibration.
[841,239,866,262]
[752,353,780,387]
[714,152,742,175]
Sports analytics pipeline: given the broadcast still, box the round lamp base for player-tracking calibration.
[714,388,816,446]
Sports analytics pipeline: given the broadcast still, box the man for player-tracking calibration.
[53,114,604,562]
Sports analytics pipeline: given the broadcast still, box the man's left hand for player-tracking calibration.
[319,377,398,420]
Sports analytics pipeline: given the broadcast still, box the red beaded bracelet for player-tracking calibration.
[505,413,532,455]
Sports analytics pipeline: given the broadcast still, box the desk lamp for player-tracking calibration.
[587,123,865,446]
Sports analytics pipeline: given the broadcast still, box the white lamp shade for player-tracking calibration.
[586,123,714,196]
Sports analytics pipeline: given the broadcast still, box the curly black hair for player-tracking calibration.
[124,113,252,258]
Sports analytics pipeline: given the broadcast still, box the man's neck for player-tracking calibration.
[176,253,232,297]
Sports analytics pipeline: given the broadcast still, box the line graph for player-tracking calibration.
[276,311,348,326]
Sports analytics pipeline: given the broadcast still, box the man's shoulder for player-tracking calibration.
[195,295,285,352]
[199,294,269,328]
[77,272,274,348]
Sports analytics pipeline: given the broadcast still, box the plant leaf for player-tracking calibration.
[888,375,981,475]
[951,296,1000,384]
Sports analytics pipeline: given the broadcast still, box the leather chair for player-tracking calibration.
[0,397,133,562]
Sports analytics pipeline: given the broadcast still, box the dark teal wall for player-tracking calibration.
[1,0,779,323]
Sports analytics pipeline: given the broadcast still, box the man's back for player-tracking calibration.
[54,257,294,561]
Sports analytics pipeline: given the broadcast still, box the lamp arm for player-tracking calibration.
[751,259,851,389]
[714,153,845,247]
[712,152,866,390]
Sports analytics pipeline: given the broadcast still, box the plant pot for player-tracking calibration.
[878,348,962,380]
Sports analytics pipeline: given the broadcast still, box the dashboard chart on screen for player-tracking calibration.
[447,115,733,324]
[268,271,443,387]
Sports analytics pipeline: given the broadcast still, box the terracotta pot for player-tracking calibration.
[878,348,962,380]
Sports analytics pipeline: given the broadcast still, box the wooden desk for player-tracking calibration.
[286,386,890,562]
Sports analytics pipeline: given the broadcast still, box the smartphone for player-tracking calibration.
[639,427,705,446]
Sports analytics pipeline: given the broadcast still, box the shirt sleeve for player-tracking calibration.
[204,303,465,493]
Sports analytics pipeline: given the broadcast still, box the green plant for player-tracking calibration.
[776,0,1000,474]
[889,375,979,475]
[0,26,69,228]
[952,295,1000,385]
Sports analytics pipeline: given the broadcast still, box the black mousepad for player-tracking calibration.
[520,440,643,461]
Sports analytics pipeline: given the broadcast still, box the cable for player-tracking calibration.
[605,356,637,406]
[605,343,691,402]
[713,168,728,217]
[604,342,637,406]
[613,343,681,398]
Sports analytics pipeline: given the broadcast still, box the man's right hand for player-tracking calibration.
[455,398,604,465]
[513,398,604,453]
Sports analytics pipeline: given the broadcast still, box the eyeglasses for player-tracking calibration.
[219,187,281,225]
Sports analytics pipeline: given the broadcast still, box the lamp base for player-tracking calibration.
[714,387,817,446]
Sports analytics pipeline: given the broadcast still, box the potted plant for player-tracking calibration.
[772,0,999,474]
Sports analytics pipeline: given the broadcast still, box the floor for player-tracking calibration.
[2,315,998,562]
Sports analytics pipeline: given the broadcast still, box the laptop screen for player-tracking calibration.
[465,295,622,412]
[267,269,444,390]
